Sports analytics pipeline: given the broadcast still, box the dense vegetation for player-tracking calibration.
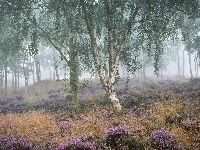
[0,77,199,149]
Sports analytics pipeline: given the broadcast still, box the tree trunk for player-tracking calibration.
[24,69,29,94]
[188,49,193,78]
[196,61,199,77]
[17,72,20,90]
[55,60,59,80]
[0,70,3,94]
[160,67,163,77]
[12,71,14,88]
[4,63,8,96]
[80,0,142,112]
[67,6,79,113]
[32,60,35,84]
[35,55,41,82]
[53,50,56,81]
[49,66,52,79]
[182,50,185,76]
[141,50,146,80]
[195,52,198,77]
[14,68,17,92]
[177,43,180,76]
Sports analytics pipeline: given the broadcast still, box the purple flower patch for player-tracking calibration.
[58,121,70,131]
[0,135,42,150]
[103,126,130,149]
[57,136,96,150]
[150,129,179,150]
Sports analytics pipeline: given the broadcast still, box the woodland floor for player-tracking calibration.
[0,76,199,149]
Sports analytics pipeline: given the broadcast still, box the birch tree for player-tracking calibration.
[0,0,199,111]
[79,0,199,111]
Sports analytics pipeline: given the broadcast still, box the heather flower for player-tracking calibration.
[47,89,60,99]
[181,118,198,130]
[133,127,144,135]
[57,136,96,150]
[103,126,129,149]
[0,135,42,150]
[58,121,70,131]
[184,109,195,118]
[15,95,24,101]
[150,129,179,150]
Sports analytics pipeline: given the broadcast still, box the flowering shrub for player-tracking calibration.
[15,95,25,101]
[132,127,144,135]
[0,97,29,114]
[181,118,199,131]
[103,126,130,149]
[150,129,179,150]
[47,89,61,99]
[0,135,42,150]
[57,136,96,150]
[33,96,72,112]
[58,121,70,131]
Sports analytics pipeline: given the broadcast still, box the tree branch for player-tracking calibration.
[80,0,108,91]
[114,0,143,69]
[104,0,114,81]
[28,18,69,65]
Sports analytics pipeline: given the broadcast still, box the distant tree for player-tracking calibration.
[181,17,200,78]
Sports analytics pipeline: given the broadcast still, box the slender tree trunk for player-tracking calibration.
[4,64,8,96]
[188,49,193,78]
[17,72,20,90]
[160,67,163,77]
[195,52,198,77]
[49,66,52,79]
[24,68,29,94]
[177,43,180,76]
[12,71,14,88]
[0,70,3,94]
[53,50,56,81]
[32,60,35,84]
[67,5,79,113]
[35,55,41,82]
[14,68,17,91]
[63,64,67,79]
[141,50,146,80]
[182,50,185,76]
[197,62,199,77]
[197,49,199,76]
[55,60,59,80]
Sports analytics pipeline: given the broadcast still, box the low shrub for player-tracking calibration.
[57,136,96,150]
[103,126,129,149]
[126,136,145,150]
[0,135,42,150]
[144,81,160,89]
[150,129,180,150]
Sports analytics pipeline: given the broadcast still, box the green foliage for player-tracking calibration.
[126,136,145,150]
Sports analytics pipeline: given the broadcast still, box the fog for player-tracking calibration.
[5,49,197,88]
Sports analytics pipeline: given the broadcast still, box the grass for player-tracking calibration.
[0,77,199,149]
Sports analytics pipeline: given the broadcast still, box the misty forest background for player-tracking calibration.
[0,0,200,149]
[0,0,199,97]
